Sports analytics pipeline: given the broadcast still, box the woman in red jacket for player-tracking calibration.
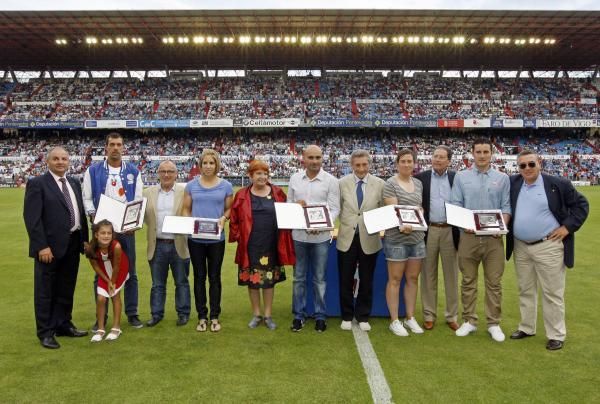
[229,160,295,330]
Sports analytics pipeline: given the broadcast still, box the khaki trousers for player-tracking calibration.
[421,226,458,323]
[513,239,566,341]
[458,233,505,327]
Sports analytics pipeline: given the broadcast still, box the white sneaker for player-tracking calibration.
[358,322,371,332]
[389,319,409,337]
[340,320,352,331]
[488,325,506,342]
[455,322,477,337]
[404,317,424,334]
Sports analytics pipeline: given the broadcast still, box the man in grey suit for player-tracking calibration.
[337,149,385,332]
[143,160,191,327]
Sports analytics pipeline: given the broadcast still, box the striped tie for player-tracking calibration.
[59,178,76,228]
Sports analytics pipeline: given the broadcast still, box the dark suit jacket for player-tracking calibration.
[414,169,460,249]
[24,171,88,259]
[506,173,589,268]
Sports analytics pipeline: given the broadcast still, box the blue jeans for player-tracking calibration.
[292,240,329,321]
[149,241,191,319]
[93,232,138,317]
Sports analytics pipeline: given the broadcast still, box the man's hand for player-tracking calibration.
[38,247,54,264]
[296,199,307,207]
[399,225,413,234]
[548,225,569,242]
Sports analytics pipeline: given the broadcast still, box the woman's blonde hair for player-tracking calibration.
[198,148,222,174]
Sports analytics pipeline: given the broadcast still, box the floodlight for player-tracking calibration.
[116,38,122,44]
[85,37,97,45]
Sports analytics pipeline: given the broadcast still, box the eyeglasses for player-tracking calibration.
[518,162,537,170]
[158,170,176,174]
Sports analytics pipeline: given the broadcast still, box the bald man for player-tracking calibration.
[143,161,191,327]
[24,147,89,349]
[287,145,340,332]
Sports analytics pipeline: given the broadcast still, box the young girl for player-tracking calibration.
[86,220,129,342]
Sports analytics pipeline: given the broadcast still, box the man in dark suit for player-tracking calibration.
[24,147,89,349]
[415,145,460,331]
[506,149,589,351]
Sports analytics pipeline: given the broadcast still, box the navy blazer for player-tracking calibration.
[414,169,460,249]
[24,171,88,259]
[506,173,589,268]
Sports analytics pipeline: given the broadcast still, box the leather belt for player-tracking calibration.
[429,222,449,228]
[519,237,548,246]
[157,238,175,243]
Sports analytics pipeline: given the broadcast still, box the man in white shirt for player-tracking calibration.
[287,145,340,333]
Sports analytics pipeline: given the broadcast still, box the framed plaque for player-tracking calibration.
[121,200,143,231]
[394,205,428,231]
[192,218,222,240]
[474,211,506,234]
[303,205,334,230]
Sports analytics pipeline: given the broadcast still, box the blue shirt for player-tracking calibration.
[429,170,452,223]
[185,177,233,243]
[513,175,560,242]
[451,166,511,214]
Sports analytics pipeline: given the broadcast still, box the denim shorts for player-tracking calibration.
[383,240,426,262]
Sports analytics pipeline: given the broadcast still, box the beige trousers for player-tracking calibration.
[458,233,505,327]
[513,239,566,341]
[421,226,458,323]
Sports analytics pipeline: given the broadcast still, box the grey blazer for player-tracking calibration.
[336,173,385,254]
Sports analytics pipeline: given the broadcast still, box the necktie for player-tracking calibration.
[356,180,364,209]
[59,178,76,228]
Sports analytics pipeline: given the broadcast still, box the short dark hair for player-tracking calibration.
[517,149,538,159]
[396,148,416,163]
[434,145,453,160]
[105,132,123,146]
[472,138,493,153]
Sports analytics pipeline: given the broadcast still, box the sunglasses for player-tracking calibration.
[518,162,537,169]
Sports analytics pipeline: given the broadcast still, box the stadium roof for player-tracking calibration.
[1,9,599,71]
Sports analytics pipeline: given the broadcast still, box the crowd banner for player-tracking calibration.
[236,118,300,127]
[437,119,464,128]
[139,120,191,128]
[411,119,438,128]
[310,118,373,127]
[84,120,139,129]
[463,118,491,128]
[536,119,598,128]
[374,119,411,127]
[0,120,84,129]
[523,119,537,128]
[189,119,234,128]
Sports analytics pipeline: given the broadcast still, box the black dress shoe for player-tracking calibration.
[546,339,564,350]
[40,336,60,349]
[510,330,535,339]
[56,327,88,337]
[146,317,162,327]
[176,316,189,326]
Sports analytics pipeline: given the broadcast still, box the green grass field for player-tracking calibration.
[1,187,598,403]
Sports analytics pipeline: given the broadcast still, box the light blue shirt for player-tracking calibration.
[287,168,340,243]
[429,170,451,223]
[185,177,233,243]
[450,166,511,214]
[513,175,560,242]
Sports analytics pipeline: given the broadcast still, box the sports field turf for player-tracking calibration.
[1,187,598,403]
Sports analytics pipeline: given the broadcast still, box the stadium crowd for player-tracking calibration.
[1,76,598,121]
[1,129,598,185]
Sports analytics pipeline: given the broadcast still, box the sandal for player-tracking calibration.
[196,319,207,332]
[105,328,122,341]
[90,329,105,343]
[210,319,221,332]
[248,315,263,329]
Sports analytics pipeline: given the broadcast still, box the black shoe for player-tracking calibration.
[176,315,189,326]
[291,319,304,332]
[546,339,564,351]
[510,330,535,339]
[315,319,327,333]
[128,316,144,329]
[56,327,88,337]
[40,336,60,349]
[146,317,162,327]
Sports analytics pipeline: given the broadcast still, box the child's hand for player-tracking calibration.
[109,281,116,295]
